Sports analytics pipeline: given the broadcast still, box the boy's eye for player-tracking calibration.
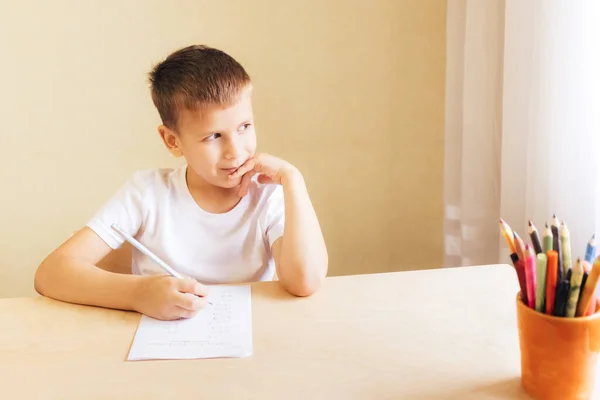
[205,133,221,141]
[239,123,252,131]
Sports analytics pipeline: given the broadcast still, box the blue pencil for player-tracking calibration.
[585,234,596,263]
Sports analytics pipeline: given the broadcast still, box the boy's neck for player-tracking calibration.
[185,168,241,214]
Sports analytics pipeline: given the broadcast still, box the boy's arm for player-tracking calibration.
[34,227,142,310]
[271,168,328,296]
[34,227,207,320]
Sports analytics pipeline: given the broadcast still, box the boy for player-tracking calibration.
[34,45,328,320]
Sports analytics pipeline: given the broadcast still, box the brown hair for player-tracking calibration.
[148,45,251,130]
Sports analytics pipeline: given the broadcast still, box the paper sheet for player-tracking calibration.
[127,285,252,361]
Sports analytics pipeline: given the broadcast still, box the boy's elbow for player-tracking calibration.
[34,253,62,296]
[33,260,50,296]
[283,262,327,297]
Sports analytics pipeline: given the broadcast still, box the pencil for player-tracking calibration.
[511,253,528,304]
[551,215,563,281]
[542,223,553,254]
[553,280,569,317]
[524,245,537,309]
[560,221,572,277]
[576,255,600,317]
[586,294,597,316]
[582,261,596,316]
[545,250,558,315]
[110,224,213,305]
[528,220,543,254]
[579,261,591,304]
[535,253,547,312]
[585,234,596,264]
[580,261,591,291]
[565,258,584,317]
[111,224,183,279]
[514,232,526,263]
[499,218,517,254]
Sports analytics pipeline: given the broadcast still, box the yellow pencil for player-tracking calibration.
[499,218,517,254]
[576,255,600,317]
[514,232,526,262]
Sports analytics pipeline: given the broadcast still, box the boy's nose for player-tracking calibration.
[223,140,242,160]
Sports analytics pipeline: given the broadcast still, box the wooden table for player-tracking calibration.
[1,264,594,399]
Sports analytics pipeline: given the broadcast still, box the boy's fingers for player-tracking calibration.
[174,306,199,319]
[175,292,207,311]
[239,171,256,196]
[177,278,208,297]
[229,159,256,180]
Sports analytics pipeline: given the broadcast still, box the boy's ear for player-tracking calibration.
[158,125,183,157]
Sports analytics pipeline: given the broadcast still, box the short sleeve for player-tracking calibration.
[86,171,150,249]
[264,185,285,248]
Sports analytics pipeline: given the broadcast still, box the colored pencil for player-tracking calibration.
[585,234,596,264]
[582,261,597,316]
[551,215,563,281]
[580,261,591,295]
[553,280,569,317]
[565,258,584,317]
[501,217,598,318]
[499,218,517,254]
[586,294,597,316]
[511,253,528,304]
[524,245,537,309]
[514,232,526,263]
[560,221,572,277]
[542,223,553,254]
[535,253,547,312]
[579,261,591,311]
[576,255,600,317]
[545,250,559,315]
[528,220,543,254]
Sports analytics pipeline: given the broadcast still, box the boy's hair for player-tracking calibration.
[148,45,251,130]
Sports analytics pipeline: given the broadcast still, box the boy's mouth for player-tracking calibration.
[220,160,247,174]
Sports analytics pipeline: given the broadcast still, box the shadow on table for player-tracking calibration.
[405,377,531,400]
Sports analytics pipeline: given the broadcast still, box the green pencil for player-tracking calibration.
[543,222,553,254]
[535,253,548,312]
[565,258,584,318]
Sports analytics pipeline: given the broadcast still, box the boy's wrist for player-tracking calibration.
[280,165,304,188]
[129,274,148,313]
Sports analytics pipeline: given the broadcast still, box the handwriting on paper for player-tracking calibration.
[127,285,252,360]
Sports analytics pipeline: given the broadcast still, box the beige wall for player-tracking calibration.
[0,0,446,298]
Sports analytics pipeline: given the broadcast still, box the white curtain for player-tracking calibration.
[444,0,600,268]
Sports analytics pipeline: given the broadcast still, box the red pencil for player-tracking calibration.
[512,256,528,305]
[546,250,558,315]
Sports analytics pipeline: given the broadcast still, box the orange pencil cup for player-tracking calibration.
[516,293,600,400]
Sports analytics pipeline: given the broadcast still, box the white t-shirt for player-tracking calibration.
[86,164,285,284]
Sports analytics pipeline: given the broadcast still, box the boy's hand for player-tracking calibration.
[229,153,298,196]
[132,275,209,320]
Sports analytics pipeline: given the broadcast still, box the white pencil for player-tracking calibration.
[111,223,211,305]
[111,223,183,278]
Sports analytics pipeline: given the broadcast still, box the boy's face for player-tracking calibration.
[159,87,257,190]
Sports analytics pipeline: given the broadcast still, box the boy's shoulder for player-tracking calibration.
[121,166,184,193]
